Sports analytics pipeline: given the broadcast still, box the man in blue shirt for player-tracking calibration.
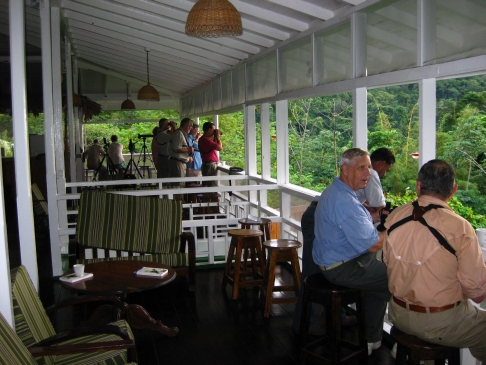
[313,148,390,355]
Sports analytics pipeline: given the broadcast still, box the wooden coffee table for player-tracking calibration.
[60,260,178,336]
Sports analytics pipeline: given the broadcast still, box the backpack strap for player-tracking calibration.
[387,201,456,257]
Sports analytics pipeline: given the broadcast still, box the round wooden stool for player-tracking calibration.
[238,217,272,263]
[300,273,367,365]
[391,326,460,365]
[222,229,265,300]
[262,239,302,318]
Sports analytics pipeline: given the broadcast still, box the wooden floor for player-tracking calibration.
[8,214,396,365]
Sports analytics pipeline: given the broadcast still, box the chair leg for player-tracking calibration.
[290,249,301,296]
[222,241,235,289]
[263,249,277,317]
[395,344,408,365]
[448,349,461,365]
[232,240,244,300]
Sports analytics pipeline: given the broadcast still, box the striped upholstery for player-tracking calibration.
[10,266,136,365]
[76,190,187,266]
[0,311,37,364]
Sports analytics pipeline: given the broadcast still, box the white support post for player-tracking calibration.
[40,0,62,275]
[419,78,436,168]
[260,103,270,207]
[351,12,367,79]
[353,87,368,149]
[245,105,257,176]
[66,40,76,185]
[10,0,38,290]
[213,114,220,162]
[51,6,69,271]
[276,100,289,237]
[417,0,436,67]
[0,155,12,325]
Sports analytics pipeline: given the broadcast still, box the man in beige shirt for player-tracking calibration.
[383,159,486,362]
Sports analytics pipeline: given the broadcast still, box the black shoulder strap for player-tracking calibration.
[387,201,456,256]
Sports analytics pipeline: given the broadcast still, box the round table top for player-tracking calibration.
[228,229,263,237]
[263,239,302,249]
[59,260,176,295]
[238,217,271,225]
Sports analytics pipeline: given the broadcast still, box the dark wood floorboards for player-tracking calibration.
[10,216,396,365]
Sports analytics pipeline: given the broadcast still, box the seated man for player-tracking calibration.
[313,148,390,355]
[356,147,395,216]
[383,159,486,362]
[82,139,107,180]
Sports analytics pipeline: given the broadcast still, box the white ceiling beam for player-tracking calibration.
[367,24,416,53]
[337,0,366,5]
[266,0,334,20]
[77,60,181,98]
[61,7,243,64]
[65,18,229,70]
[81,0,270,50]
[153,0,307,33]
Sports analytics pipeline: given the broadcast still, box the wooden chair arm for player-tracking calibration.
[28,340,136,357]
[32,325,138,362]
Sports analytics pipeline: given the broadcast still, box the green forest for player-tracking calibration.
[0,76,485,227]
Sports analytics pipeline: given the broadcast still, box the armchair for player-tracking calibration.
[9,265,138,364]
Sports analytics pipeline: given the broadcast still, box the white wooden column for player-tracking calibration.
[65,40,76,184]
[40,0,62,275]
[418,78,436,167]
[276,100,289,236]
[260,103,271,207]
[244,105,257,176]
[10,0,38,289]
[353,88,368,149]
[0,156,12,325]
[418,0,436,67]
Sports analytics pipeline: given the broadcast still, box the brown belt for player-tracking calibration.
[392,296,461,313]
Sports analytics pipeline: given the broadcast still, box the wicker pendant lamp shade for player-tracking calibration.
[121,82,136,110]
[185,0,242,37]
[137,50,160,101]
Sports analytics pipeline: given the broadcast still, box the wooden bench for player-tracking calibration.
[72,190,196,290]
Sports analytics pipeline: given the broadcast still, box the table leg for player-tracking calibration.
[126,304,179,337]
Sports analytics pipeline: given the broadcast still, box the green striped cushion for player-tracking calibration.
[11,266,57,365]
[79,252,188,267]
[0,312,37,364]
[76,190,183,254]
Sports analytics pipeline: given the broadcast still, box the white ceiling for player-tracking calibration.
[0,0,365,109]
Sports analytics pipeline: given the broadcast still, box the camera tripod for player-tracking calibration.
[123,143,143,179]
[136,136,155,178]
[93,148,118,181]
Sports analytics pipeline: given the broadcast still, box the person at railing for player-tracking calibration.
[151,126,159,167]
[356,147,395,219]
[199,121,223,187]
[187,123,202,180]
[169,118,194,187]
[108,134,126,170]
[156,118,177,179]
[82,139,108,180]
[312,148,390,356]
[383,159,486,363]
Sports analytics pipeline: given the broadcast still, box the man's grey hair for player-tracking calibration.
[418,159,456,200]
[180,117,193,128]
[339,148,369,167]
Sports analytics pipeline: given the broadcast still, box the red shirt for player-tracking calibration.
[198,136,219,163]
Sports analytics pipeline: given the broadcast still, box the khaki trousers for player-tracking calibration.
[389,299,486,362]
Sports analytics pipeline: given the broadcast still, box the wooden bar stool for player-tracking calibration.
[391,326,460,365]
[222,229,266,300]
[300,273,367,365]
[238,217,272,264]
[262,239,302,318]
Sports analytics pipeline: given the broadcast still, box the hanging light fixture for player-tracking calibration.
[137,49,160,101]
[185,0,242,38]
[121,82,136,110]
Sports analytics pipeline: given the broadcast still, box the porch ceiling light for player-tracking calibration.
[121,82,136,110]
[185,0,242,38]
[137,50,160,102]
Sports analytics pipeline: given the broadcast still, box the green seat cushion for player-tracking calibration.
[0,312,37,365]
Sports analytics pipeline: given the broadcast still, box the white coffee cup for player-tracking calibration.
[73,264,85,277]
[477,228,486,247]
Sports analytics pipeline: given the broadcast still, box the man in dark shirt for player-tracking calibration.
[198,122,223,187]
